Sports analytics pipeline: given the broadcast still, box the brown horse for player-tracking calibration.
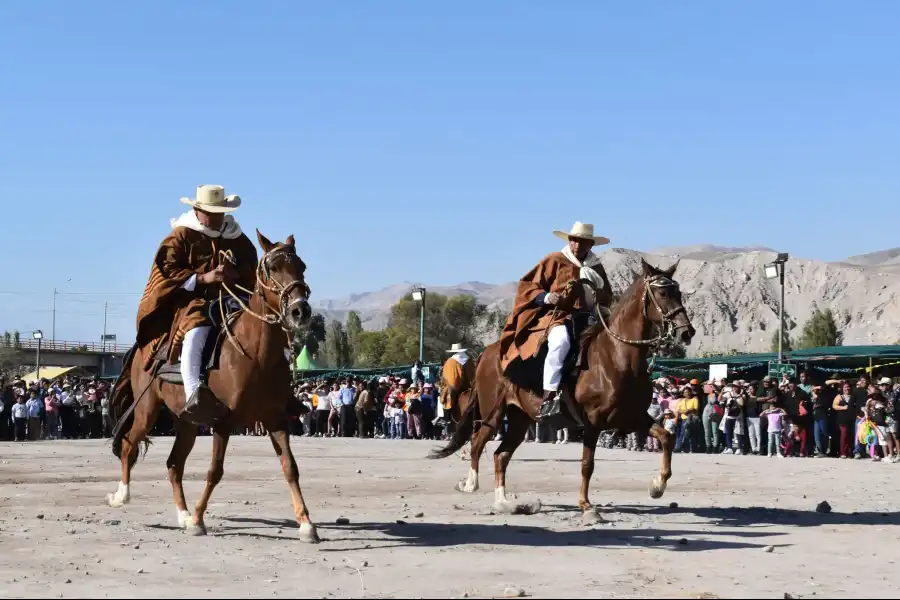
[431,259,695,521]
[105,230,320,542]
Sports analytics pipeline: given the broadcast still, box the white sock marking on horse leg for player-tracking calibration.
[176,509,192,528]
[466,467,479,492]
[106,481,130,507]
[494,486,508,505]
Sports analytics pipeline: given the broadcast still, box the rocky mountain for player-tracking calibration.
[312,246,900,353]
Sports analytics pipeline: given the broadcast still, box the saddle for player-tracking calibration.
[152,297,244,385]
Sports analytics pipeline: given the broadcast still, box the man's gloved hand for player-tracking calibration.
[544,292,561,306]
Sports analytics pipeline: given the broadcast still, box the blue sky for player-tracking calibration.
[0,1,897,344]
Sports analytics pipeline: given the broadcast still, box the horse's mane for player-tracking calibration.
[579,270,645,350]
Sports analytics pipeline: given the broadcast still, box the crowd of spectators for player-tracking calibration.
[7,365,899,465]
[616,371,900,460]
[0,375,113,441]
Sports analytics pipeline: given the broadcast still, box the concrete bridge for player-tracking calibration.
[6,339,128,378]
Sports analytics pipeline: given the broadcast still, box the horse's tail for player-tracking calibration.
[110,345,151,460]
[430,384,479,460]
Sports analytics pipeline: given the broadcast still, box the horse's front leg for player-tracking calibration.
[579,424,604,523]
[189,428,230,535]
[648,422,673,499]
[269,426,319,543]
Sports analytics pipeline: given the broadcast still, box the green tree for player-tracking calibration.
[354,330,388,366]
[346,311,364,365]
[322,320,352,368]
[13,330,20,349]
[796,308,842,349]
[3,331,10,348]
[295,313,326,358]
[770,327,793,353]
[483,307,509,341]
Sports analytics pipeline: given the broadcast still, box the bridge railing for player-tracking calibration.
[5,339,129,354]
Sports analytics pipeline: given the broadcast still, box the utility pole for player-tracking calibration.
[778,265,785,364]
[102,301,108,352]
[52,287,57,343]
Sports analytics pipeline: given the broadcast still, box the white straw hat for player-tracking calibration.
[180,184,241,213]
[552,222,609,245]
[446,343,468,353]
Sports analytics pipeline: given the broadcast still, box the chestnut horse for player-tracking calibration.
[431,259,695,521]
[105,231,321,542]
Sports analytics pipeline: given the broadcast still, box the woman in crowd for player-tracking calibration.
[832,381,856,459]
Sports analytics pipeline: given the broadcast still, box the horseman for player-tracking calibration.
[498,222,613,422]
[440,342,477,416]
[134,185,258,426]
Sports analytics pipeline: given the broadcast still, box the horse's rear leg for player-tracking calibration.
[269,427,319,543]
[578,424,604,522]
[189,429,230,535]
[167,418,198,529]
[647,422,674,499]
[492,408,539,514]
[455,410,498,494]
[107,399,161,508]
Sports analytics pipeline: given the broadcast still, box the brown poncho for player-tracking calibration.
[498,251,610,372]
[135,225,258,367]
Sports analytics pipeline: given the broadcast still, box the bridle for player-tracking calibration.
[585,273,688,349]
[254,246,311,326]
[217,246,311,357]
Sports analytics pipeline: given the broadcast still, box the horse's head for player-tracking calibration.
[256,229,312,333]
[640,258,695,345]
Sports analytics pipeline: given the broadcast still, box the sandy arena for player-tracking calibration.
[1,436,898,598]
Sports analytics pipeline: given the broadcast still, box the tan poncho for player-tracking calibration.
[498,251,611,372]
[135,219,258,367]
[440,354,477,410]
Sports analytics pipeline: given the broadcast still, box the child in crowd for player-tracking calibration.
[390,396,406,440]
[762,404,787,458]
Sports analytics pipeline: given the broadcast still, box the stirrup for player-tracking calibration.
[538,392,563,421]
[181,384,229,427]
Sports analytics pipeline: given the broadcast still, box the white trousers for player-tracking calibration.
[180,326,211,398]
[543,324,570,392]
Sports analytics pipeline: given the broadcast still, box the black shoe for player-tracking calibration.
[181,384,229,427]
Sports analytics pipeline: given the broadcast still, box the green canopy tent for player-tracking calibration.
[294,346,318,372]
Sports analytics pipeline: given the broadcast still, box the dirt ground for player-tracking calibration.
[1,436,898,599]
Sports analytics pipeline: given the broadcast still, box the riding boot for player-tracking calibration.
[181,383,229,427]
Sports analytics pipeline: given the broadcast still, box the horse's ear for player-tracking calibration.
[256,229,274,252]
[665,260,679,277]
[640,258,654,276]
[285,234,295,249]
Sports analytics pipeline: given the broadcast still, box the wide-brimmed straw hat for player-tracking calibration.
[180,184,241,213]
[552,222,609,245]
[446,343,468,353]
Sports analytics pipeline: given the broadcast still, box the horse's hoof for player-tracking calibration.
[186,523,207,536]
[455,481,479,493]
[582,509,606,524]
[649,476,668,499]
[298,522,320,544]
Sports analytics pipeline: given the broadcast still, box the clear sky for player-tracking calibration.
[1,1,897,344]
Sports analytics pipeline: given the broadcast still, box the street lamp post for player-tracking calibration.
[32,330,43,380]
[411,287,426,362]
[764,252,790,364]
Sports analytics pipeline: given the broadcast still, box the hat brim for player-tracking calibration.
[446,348,468,353]
[553,230,610,245]
[180,196,241,213]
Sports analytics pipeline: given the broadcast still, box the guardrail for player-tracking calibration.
[3,339,129,354]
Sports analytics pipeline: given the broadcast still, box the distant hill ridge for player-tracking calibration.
[313,245,900,352]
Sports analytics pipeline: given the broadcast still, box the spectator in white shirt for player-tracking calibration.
[11,396,28,441]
